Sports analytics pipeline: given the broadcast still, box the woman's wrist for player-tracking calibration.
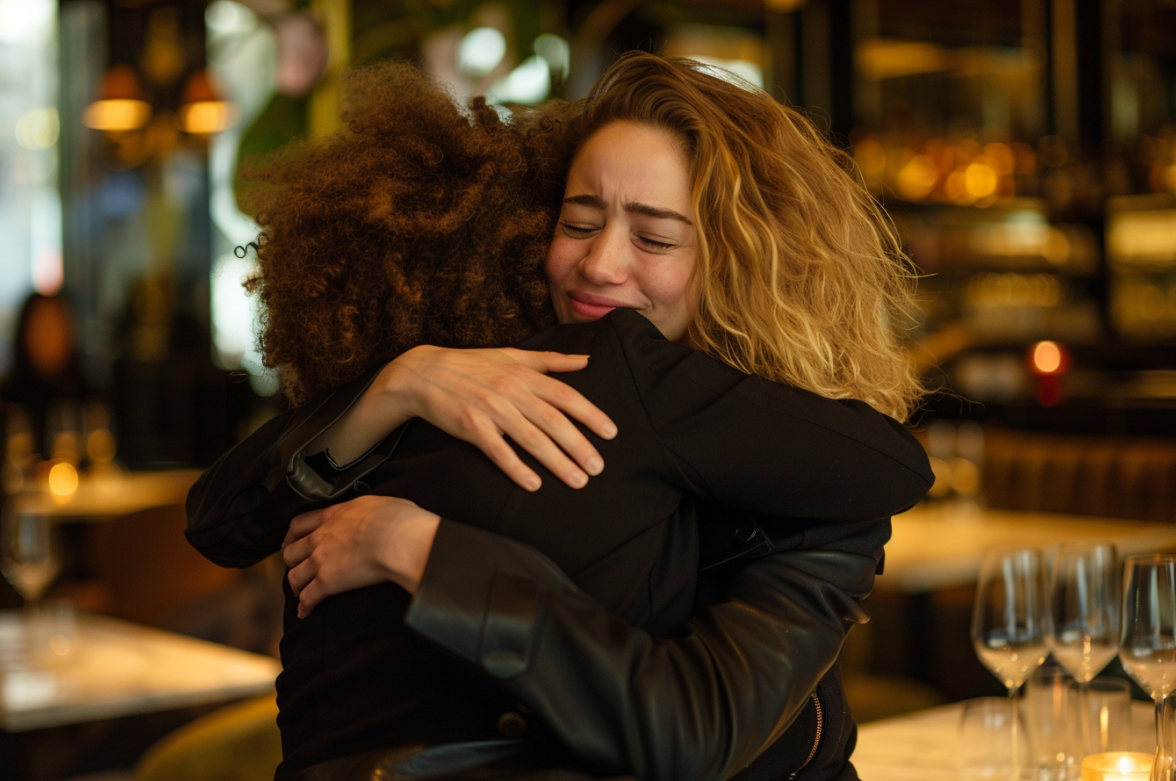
[309,357,418,465]
[371,345,434,423]
[359,357,418,432]
[380,510,441,594]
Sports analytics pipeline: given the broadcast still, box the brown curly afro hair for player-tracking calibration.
[242,63,577,406]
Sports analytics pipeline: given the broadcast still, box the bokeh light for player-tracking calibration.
[47,461,78,497]
[458,27,506,78]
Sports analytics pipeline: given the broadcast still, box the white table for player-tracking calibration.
[0,611,280,732]
[854,699,1155,781]
[880,504,1176,594]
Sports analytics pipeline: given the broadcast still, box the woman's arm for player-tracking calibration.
[598,309,933,520]
[310,345,615,488]
[185,348,615,567]
[281,495,881,781]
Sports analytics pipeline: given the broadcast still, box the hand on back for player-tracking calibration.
[380,345,617,491]
[282,495,440,616]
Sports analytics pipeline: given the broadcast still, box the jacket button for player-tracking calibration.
[734,524,758,543]
[497,711,527,738]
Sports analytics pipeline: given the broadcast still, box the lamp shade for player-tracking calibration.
[179,69,235,134]
[181,68,221,104]
[99,64,146,101]
[83,65,151,131]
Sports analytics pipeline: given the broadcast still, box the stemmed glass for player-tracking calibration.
[1050,543,1121,753]
[0,509,62,613]
[972,548,1050,780]
[1120,554,1176,781]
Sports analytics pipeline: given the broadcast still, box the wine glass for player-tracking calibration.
[0,509,62,612]
[1050,543,1121,755]
[1120,554,1176,781]
[972,548,1050,780]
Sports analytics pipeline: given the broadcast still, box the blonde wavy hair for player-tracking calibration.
[565,53,924,421]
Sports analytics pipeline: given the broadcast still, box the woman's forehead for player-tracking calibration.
[565,122,691,211]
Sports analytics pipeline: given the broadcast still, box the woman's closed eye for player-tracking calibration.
[560,222,598,237]
[560,222,677,252]
[636,236,675,251]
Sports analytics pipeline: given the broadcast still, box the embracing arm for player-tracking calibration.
[185,370,384,568]
[602,310,933,520]
[406,518,878,781]
[186,349,615,568]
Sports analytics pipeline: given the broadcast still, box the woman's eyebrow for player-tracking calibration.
[563,194,693,226]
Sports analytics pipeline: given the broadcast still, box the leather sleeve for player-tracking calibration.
[184,368,393,568]
[603,309,934,521]
[405,519,878,781]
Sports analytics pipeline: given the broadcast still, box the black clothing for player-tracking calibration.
[186,309,932,781]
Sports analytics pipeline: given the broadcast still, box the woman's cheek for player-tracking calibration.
[544,238,577,323]
[639,256,695,309]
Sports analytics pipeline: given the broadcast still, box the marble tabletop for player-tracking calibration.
[854,699,1155,781]
[0,611,280,732]
[879,504,1176,594]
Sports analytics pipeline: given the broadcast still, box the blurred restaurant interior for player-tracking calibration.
[0,0,1175,777]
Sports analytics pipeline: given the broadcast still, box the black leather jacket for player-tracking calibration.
[186,314,931,781]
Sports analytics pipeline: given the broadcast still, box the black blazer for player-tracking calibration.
[186,309,932,781]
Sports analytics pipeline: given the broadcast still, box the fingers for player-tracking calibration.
[284,509,323,548]
[283,534,313,569]
[529,373,617,441]
[287,556,316,597]
[469,423,544,492]
[495,405,590,490]
[298,580,327,618]
[505,349,590,375]
[516,396,604,479]
[411,346,620,491]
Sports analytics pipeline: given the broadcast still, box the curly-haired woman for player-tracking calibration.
[186,54,930,781]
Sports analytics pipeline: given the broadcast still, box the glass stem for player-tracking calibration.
[1157,695,1176,781]
[1079,681,1092,755]
[1009,683,1021,781]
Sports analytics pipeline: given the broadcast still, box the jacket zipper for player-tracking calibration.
[789,691,823,780]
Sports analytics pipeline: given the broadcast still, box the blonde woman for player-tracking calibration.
[188,54,929,781]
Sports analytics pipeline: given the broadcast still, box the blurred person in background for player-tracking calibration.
[1,293,91,466]
[188,55,930,781]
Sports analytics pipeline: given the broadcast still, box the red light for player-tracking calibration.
[1036,375,1063,406]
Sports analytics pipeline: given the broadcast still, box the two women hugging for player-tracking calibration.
[187,54,932,781]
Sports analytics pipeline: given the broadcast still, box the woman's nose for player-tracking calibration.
[577,228,628,286]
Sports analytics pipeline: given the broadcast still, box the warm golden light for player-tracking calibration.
[896,155,938,201]
[764,0,806,11]
[983,142,1015,176]
[87,429,116,463]
[857,39,949,80]
[47,462,78,497]
[1107,209,1176,267]
[1080,752,1152,781]
[964,161,999,199]
[178,101,235,134]
[83,99,152,131]
[1031,341,1063,374]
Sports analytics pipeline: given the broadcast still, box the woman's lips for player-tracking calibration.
[569,298,617,319]
[567,292,629,320]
